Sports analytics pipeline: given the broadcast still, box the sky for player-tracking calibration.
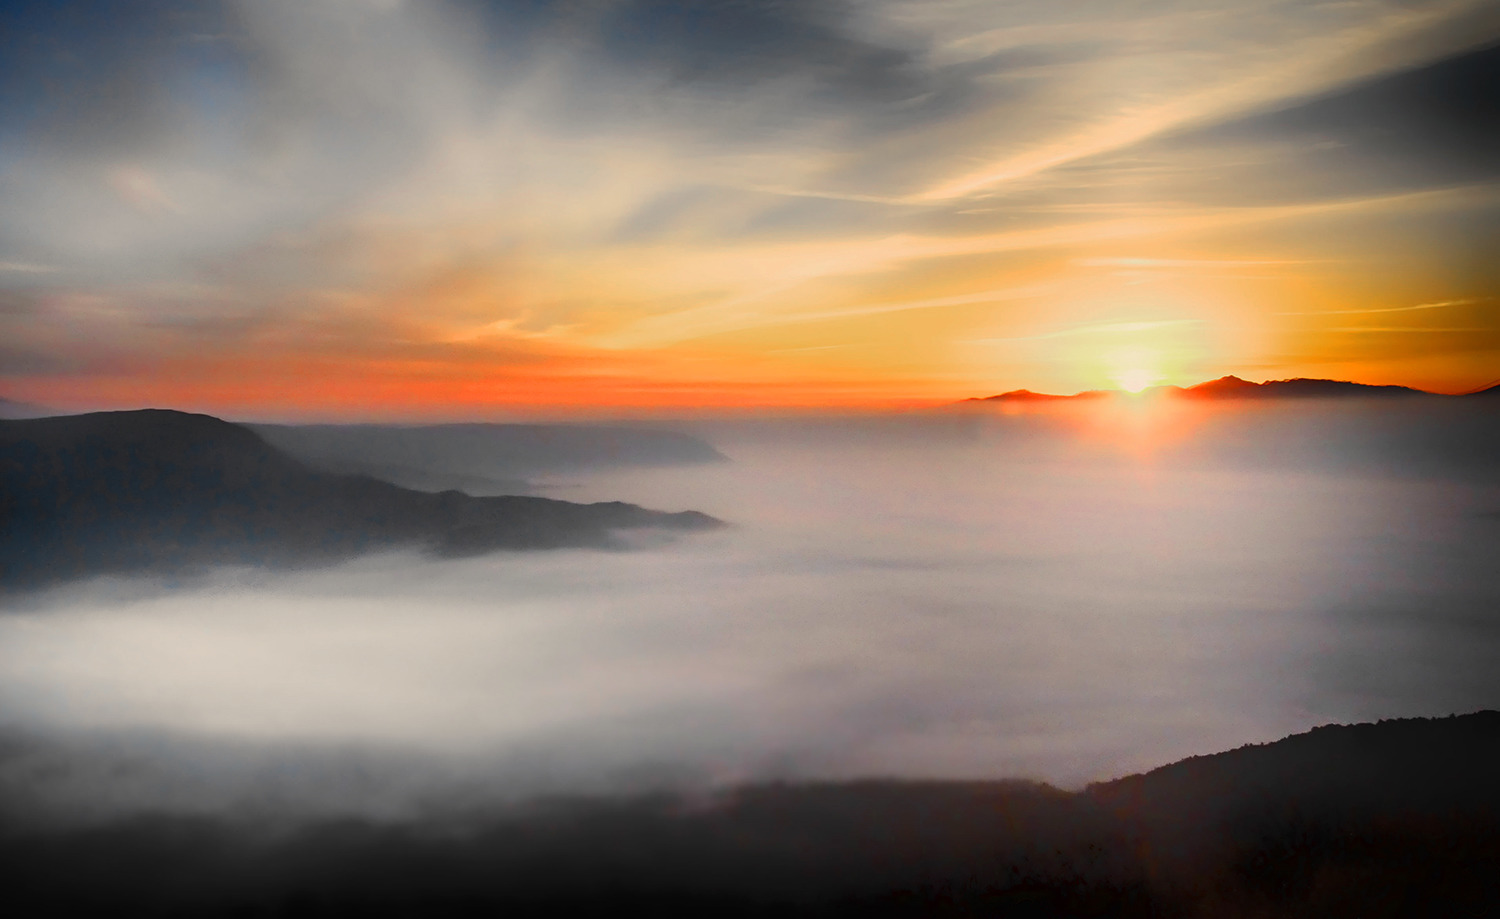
[0,0,1497,417]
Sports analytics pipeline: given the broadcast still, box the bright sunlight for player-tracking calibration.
[1116,367,1156,393]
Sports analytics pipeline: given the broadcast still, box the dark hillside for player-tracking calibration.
[0,712,1495,916]
[0,410,721,590]
[1090,712,1500,915]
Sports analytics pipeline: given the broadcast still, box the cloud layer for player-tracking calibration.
[2,409,1497,821]
[1,0,1497,412]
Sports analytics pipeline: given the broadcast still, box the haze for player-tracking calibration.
[3,401,1495,823]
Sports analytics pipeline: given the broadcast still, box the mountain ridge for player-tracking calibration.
[965,374,1494,404]
[1,710,1495,916]
[0,409,722,591]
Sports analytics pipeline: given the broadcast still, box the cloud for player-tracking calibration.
[596,184,1494,348]
[2,412,1497,820]
[1133,39,1500,207]
[1278,299,1478,316]
[898,1,1496,197]
[1077,258,1317,269]
[0,0,1497,404]
[966,318,1205,345]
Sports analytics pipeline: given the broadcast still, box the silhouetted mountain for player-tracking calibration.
[1089,711,1500,915]
[1178,374,1263,398]
[964,375,1444,404]
[0,712,1495,916]
[253,421,728,494]
[964,388,1112,403]
[1181,375,1430,399]
[0,410,722,590]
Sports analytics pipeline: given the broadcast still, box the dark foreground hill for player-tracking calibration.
[0,712,1495,916]
[0,410,722,590]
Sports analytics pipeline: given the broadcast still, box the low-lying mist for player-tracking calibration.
[2,400,1496,826]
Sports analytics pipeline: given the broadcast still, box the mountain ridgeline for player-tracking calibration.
[969,374,1500,403]
[0,410,723,591]
[1,711,1495,916]
[956,374,1500,481]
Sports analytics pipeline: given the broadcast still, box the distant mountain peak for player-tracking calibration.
[967,388,1110,403]
[1182,377,1429,399]
[961,374,1451,405]
[1186,374,1260,393]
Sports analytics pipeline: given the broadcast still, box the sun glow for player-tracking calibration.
[1116,367,1156,393]
[1106,346,1166,393]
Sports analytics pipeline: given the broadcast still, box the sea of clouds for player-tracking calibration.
[1,403,1497,825]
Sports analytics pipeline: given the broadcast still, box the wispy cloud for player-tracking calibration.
[0,0,1496,407]
[909,0,1500,201]
[1278,299,1477,316]
[1325,327,1492,333]
[966,319,1205,345]
[1080,258,1318,269]
[600,185,1492,348]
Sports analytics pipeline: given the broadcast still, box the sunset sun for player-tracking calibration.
[1104,345,1167,393]
[1116,367,1156,394]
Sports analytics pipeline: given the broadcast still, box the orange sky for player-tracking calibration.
[2,0,1497,419]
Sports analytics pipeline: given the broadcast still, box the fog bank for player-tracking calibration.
[1,401,1496,821]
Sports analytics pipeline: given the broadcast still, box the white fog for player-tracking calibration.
[1,403,1497,822]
